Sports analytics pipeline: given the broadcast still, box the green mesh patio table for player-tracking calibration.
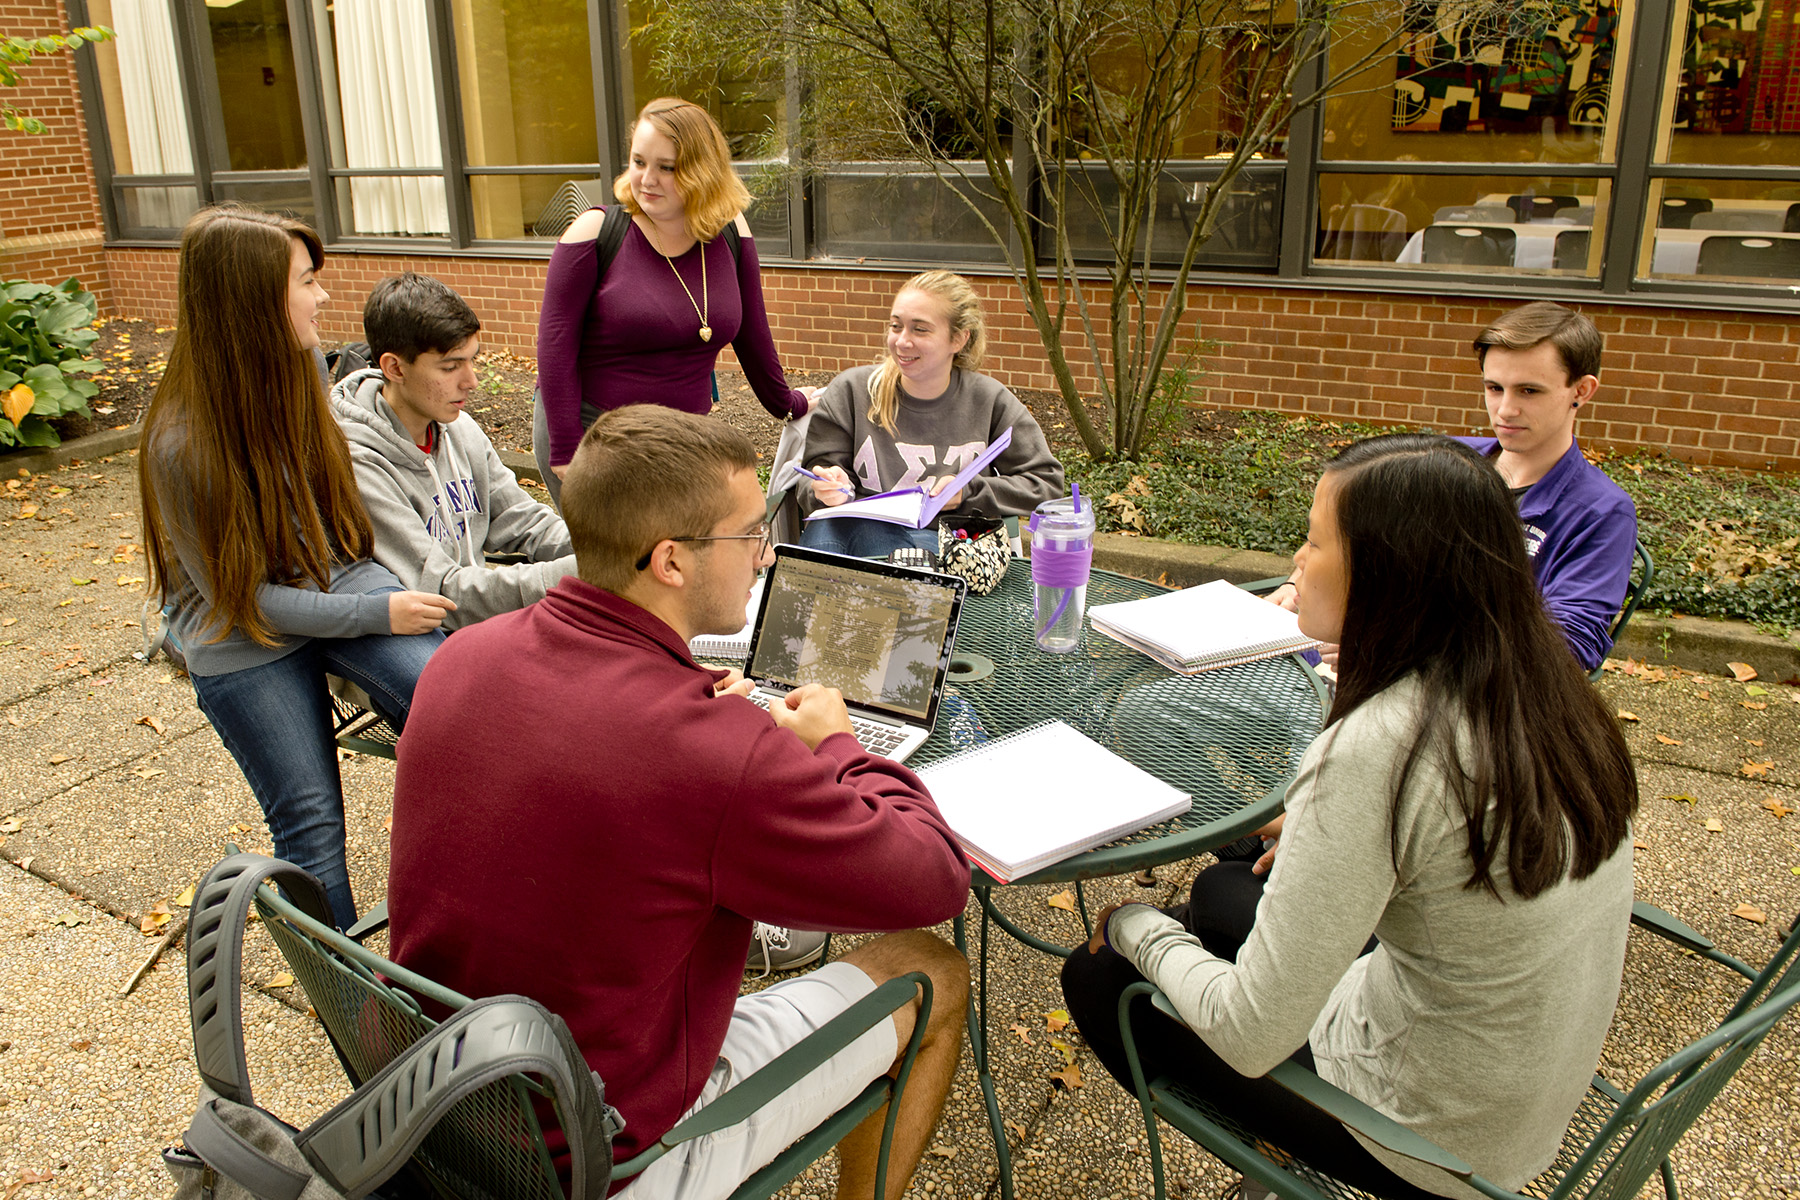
[922,559,1328,1200]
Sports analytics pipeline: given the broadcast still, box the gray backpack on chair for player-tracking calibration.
[165,854,618,1199]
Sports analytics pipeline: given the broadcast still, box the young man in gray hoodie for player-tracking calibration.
[330,274,574,629]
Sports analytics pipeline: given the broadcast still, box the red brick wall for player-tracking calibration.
[99,246,1800,473]
[0,0,111,306]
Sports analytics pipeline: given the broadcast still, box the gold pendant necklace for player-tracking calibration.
[656,236,711,343]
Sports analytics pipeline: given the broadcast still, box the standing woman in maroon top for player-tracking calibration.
[533,96,818,504]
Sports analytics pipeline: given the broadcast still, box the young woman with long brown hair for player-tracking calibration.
[140,205,453,928]
[1063,434,1638,1198]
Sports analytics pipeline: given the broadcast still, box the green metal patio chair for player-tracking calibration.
[1116,902,1800,1200]
[206,851,930,1200]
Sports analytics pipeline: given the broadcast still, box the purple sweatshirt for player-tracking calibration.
[1459,436,1638,671]
[535,216,807,466]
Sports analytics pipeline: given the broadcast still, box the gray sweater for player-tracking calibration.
[800,365,1064,518]
[1110,677,1633,1197]
[330,370,574,629]
[143,422,398,677]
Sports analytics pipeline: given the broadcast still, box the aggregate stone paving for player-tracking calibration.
[3,453,1800,1198]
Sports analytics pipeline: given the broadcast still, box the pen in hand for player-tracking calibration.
[791,465,855,496]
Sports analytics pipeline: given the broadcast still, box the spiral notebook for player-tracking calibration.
[1088,579,1318,675]
[916,720,1190,883]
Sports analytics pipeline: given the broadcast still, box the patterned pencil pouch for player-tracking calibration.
[937,513,1011,595]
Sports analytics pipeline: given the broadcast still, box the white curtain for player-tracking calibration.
[333,0,448,235]
[110,0,194,228]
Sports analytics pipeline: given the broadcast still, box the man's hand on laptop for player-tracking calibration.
[769,683,855,750]
[711,668,755,699]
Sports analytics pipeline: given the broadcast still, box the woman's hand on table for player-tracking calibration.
[810,464,855,506]
[388,590,456,635]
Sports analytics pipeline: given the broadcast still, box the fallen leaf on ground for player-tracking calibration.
[1046,890,1077,913]
[1741,760,1775,778]
[1655,734,1682,746]
[140,900,173,934]
[1727,662,1758,682]
[0,617,14,627]
[1763,798,1793,818]
[1747,739,1764,747]
[47,754,69,765]
[1616,709,1639,722]
[1743,701,1768,710]
[1696,690,1711,700]
[382,813,394,833]
[1004,1118,1027,1140]
[1050,1063,1083,1090]
[54,911,88,927]
[68,1040,90,1051]
[228,823,254,834]
[0,818,19,833]
[1731,904,1766,924]
[1049,1037,1077,1066]
[1008,1023,1032,1045]
[115,576,144,587]
[135,715,165,735]
[928,1145,958,1160]
[1044,1008,1071,1033]
[174,883,196,906]
[1704,817,1725,832]
[70,577,92,586]
[268,972,296,988]
[131,766,164,780]
[1745,684,1769,696]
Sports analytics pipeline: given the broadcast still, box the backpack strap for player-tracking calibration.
[593,204,633,278]
[722,216,742,262]
[186,852,336,1106]
[298,995,622,1200]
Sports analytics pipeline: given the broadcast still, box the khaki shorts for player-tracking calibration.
[615,961,899,1200]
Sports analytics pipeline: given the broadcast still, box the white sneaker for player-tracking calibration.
[746,923,827,977]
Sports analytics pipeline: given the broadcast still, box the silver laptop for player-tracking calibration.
[741,545,966,762]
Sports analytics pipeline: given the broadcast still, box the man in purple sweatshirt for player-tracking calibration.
[389,405,972,1198]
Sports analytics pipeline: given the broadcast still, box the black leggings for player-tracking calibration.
[1059,861,1449,1199]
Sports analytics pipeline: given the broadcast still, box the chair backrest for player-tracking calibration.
[1553,228,1593,272]
[1433,204,1513,224]
[1422,224,1517,267]
[255,882,578,1200]
[1546,914,1800,1200]
[1589,539,1653,681]
[1508,194,1579,222]
[1695,234,1800,278]
[1317,204,1410,261]
[1657,196,1712,228]
[1690,208,1783,231]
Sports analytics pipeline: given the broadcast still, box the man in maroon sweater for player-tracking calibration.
[389,405,972,1199]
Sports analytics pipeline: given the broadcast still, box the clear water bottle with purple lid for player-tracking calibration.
[1030,488,1095,653]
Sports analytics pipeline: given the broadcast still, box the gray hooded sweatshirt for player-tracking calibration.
[330,368,574,629]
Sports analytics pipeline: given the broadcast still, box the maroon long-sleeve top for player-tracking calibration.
[388,579,971,1171]
[535,216,808,466]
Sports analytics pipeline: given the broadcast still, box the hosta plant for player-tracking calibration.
[0,278,102,449]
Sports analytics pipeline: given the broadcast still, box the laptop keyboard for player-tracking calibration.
[747,692,909,757]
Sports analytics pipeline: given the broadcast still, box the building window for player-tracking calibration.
[88,0,199,234]
[1636,0,1800,283]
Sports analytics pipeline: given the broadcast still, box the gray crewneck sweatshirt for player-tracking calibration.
[800,365,1065,517]
[1109,676,1634,1198]
[330,369,574,629]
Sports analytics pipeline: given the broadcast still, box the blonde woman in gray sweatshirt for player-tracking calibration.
[1064,435,1637,1199]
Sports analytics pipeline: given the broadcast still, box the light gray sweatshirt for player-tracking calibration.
[330,369,574,630]
[1109,676,1634,1198]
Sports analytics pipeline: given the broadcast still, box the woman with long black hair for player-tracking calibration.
[1063,434,1638,1198]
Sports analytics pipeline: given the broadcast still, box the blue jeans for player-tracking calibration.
[191,622,443,927]
[799,516,937,559]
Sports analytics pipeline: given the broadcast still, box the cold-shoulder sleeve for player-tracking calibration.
[536,235,601,467]
[727,234,808,421]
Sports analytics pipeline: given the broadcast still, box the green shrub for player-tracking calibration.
[0,278,102,449]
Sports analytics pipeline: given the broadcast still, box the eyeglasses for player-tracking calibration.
[635,523,771,571]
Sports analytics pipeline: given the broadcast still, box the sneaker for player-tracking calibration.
[746,923,827,977]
